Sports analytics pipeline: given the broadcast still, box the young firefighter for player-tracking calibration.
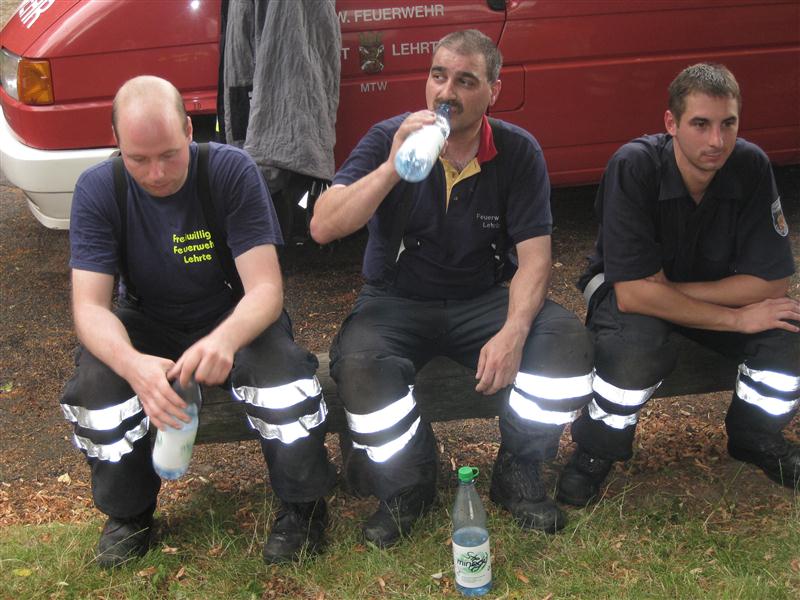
[558,63,800,507]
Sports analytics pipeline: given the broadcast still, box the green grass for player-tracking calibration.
[1,481,798,600]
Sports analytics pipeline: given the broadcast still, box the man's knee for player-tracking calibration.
[331,351,415,413]
[522,310,594,377]
[61,347,133,410]
[746,327,800,375]
[594,326,677,389]
[233,314,318,387]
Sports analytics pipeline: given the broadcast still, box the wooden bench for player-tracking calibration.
[196,336,739,446]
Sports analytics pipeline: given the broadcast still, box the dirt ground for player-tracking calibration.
[1,166,798,528]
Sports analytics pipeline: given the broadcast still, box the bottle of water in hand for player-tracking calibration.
[152,378,202,480]
[394,103,451,182]
[452,466,492,596]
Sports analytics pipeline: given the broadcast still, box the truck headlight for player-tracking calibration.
[0,48,53,105]
[0,48,19,100]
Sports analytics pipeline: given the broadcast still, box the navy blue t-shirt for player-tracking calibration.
[333,114,552,299]
[581,134,794,287]
[70,142,282,326]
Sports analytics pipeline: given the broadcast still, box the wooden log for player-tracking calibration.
[195,336,739,445]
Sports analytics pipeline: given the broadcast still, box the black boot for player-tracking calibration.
[263,499,328,564]
[96,507,155,568]
[556,446,614,507]
[362,485,436,548]
[728,436,800,489]
[489,450,565,533]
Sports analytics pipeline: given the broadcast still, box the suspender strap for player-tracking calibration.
[382,118,514,286]
[382,181,414,283]
[196,143,244,300]
[486,117,513,282]
[111,154,140,303]
[111,144,244,305]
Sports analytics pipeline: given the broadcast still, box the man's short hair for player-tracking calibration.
[668,63,741,122]
[111,75,188,140]
[436,29,503,83]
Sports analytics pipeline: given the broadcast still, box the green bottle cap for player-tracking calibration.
[458,466,479,482]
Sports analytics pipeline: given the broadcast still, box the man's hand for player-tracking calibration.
[388,109,438,166]
[734,297,800,334]
[124,354,188,430]
[475,326,526,395]
[169,332,236,389]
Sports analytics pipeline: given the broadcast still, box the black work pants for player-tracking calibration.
[60,308,335,520]
[330,284,594,500]
[572,285,800,461]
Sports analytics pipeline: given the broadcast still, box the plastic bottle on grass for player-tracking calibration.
[394,103,451,182]
[452,465,492,596]
[152,378,202,480]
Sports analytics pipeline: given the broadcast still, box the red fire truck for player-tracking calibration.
[1,0,798,228]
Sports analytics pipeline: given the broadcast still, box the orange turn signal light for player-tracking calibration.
[19,59,53,105]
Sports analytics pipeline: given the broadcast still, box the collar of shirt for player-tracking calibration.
[658,135,739,204]
[441,115,498,208]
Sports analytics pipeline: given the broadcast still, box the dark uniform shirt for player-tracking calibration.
[581,133,794,288]
[71,142,282,327]
[333,114,552,299]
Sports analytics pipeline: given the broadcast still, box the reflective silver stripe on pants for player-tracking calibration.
[246,398,328,444]
[737,378,799,416]
[509,390,579,425]
[514,371,594,400]
[352,416,421,463]
[232,376,322,409]
[61,395,143,430]
[586,399,639,429]
[70,416,149,462]
[509,371,593,425]
[345,387,418,462]
[593,372,661,408]
[739,364,800,394]
[583,272,605,304]
[345,387,415,434]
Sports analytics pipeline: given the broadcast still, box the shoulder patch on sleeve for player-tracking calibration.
[771,197,789,237]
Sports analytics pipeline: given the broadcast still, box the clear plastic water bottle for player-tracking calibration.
[394,103,451,182]
[152,379,202,480]
[452,466,492,596]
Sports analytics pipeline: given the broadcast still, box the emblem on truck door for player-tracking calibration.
[359,32,384,73]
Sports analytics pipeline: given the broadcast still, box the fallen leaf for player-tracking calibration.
[0,382,13,393]
[541,594,553,600]
[174,566,186,580]
[161,545,178,554]
[315,592,326,600]
[207,544,222,557]
[12,568,32,577]
[57,473,71,485]
[431,572,443,580]
[137,566,158,578]
[515,570,530,584]
[377,576,386,592]
[791,558,800,573]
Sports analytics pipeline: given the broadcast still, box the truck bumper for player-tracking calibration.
[0,109,114,229]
